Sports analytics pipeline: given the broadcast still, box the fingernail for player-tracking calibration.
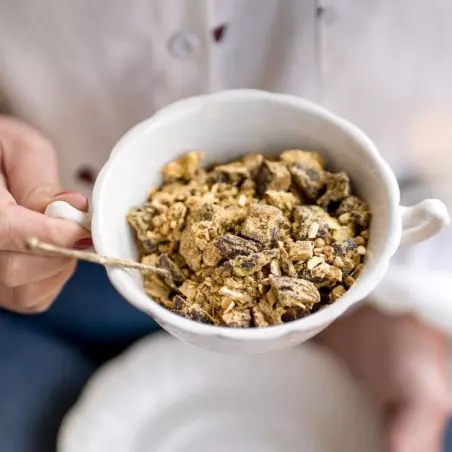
[55,190,78,196]
[73,238,93,250]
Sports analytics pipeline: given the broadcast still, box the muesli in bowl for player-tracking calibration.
[127,149,371,328]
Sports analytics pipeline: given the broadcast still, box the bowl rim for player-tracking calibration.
[92,89,401,341]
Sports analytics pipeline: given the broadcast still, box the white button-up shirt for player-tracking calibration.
[1,0,452,327]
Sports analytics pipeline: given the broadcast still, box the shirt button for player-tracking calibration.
[168,31,201,58]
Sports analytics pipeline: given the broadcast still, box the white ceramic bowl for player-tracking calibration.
[46,90,449,353]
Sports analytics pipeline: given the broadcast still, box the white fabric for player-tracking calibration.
[0,0,451,328]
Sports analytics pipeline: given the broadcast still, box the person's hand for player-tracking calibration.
[0,116,90,313]
[317,306,449,452]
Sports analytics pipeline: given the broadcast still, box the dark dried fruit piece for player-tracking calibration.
[317,172,351,207]
[256,160,291,195]
[182,303,215,325]
[283,151,326,201]
[241,202,285,243]
[222,309,252,327]
[269,275,321,308]
[281,306,309,323]
[337,196,371,230]
[158,254,186,286]
[231,249,279,277]
[214,234,263,259]
[172,295,187,310]
[210,161,250,184]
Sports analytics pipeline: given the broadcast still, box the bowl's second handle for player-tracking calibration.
[370,199,451,334]
[399,199,450,246]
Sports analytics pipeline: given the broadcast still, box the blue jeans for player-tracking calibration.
[0,262,451,451]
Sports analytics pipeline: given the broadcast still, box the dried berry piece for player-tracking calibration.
[231,249,279,277]
[317,172,351,207]
[241,202,285,243]
[222,309,252,328]
[214,234,263,259]
[256,160,291,195]
[269,275,321,308]
[158,254,186,286]
[161,151,203,182]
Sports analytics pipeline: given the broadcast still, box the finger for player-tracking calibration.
[388,401,449,452]
[0,262,76,313]
[0,204,89,252]
[0,117,62,211]
[0,250,73,288]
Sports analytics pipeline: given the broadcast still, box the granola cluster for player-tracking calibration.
[127,150,371,328]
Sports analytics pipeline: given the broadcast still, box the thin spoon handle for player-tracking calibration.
[27,237,170,277]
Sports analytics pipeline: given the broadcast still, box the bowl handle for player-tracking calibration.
[45,200,92,231]
[399,199,450,246]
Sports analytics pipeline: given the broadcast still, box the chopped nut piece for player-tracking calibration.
[329,285,346,302]
[307,255,325,270]
[241,202,285,243]
[242,153,264,177]
[357,246,366,256]
[280,150,325,169]
[162,151,203,182]
[179,227,203,271]
[218,287,252,304]
[202,242,223,266]
[222,309,251,328]
[270,259,282,276]
[311,263,342,287]
[317,172,351,207]
[269,275,321,308]
[264,190,298,211]
[288,241,314,262]
[256,160,291,194]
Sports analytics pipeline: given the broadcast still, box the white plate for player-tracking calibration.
[58,333,382,452]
